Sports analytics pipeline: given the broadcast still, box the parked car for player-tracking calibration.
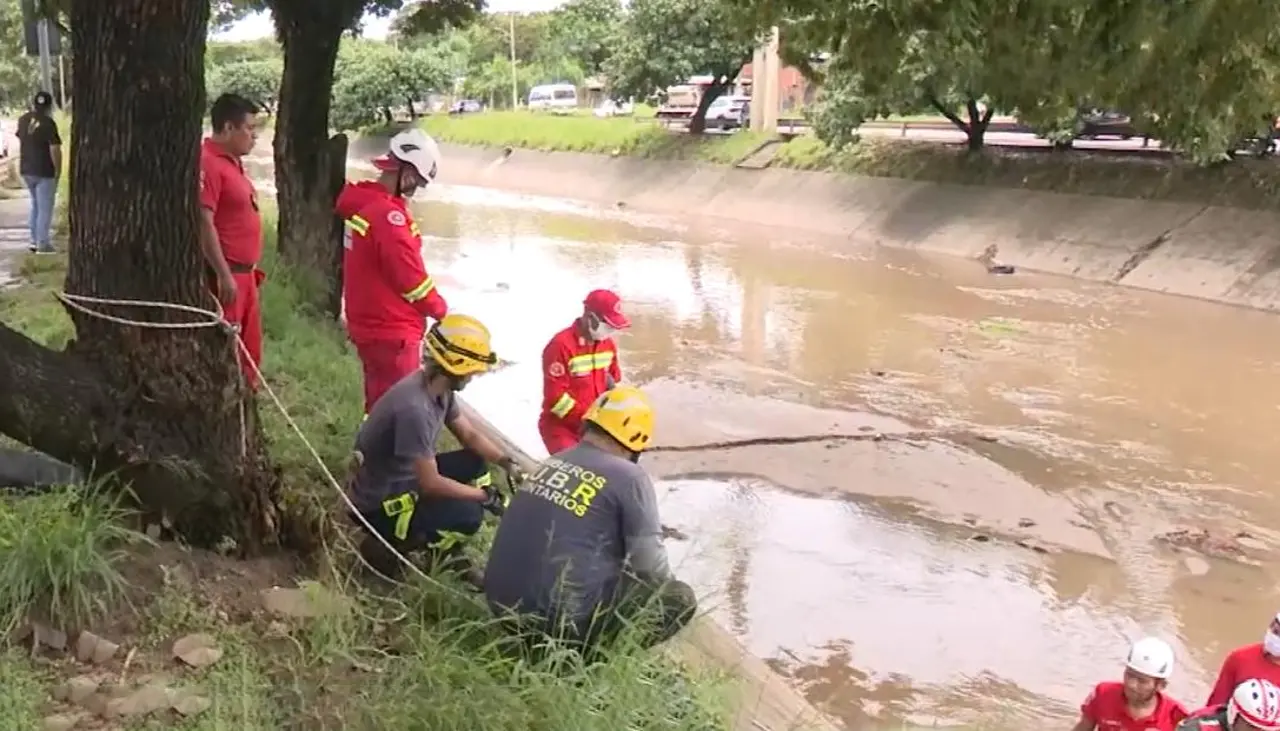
[593,99,634,118]
[449,99,483,115]
[527,83,578,113]
[704,95,750,131]
[1076,109,1137,140]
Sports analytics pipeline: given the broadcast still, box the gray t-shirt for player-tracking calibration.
[349,370,457,512]
[483,442,671,622]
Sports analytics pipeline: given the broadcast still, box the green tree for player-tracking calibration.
[0,0,39,110]
[788,0,1094,151]
[207,58,283,110]
[330,40,448,129]
[604,0,763,132]
[544,0,622,79]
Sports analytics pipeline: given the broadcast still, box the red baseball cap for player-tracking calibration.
[584,289,630,329]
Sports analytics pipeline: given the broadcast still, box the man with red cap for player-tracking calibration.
[335,128,450,414]
[538,289,630,455]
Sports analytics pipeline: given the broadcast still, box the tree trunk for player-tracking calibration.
[689,79,730,134]
[964,98,993,152]
[0,0,283,553]
[269,0,361,317]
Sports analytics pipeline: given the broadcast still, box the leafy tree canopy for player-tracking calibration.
[330,39,449,129]
[604,0,762,103]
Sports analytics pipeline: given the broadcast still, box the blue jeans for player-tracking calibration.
[22,175,56,251]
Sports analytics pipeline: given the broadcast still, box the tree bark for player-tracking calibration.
[269,0,362,318]
[0,0,283,553]
[689,71,739,134]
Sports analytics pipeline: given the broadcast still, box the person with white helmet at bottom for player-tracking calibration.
[335,128,451,415]
[1176,679,1280,730]
[1072,637,1190,731]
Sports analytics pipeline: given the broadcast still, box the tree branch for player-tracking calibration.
[926,93,968,132]
[0,323,117,470]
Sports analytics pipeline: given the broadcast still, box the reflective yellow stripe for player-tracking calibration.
[474,471,492,488]
[567,351,614,376]
[410,222,421,237]
[382,494,415,541]
[403,276,435,303]
[346,215,369,236]
[550,393,576,418]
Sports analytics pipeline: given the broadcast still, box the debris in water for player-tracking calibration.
[968,533,991,542]
[987,264,1016,274]
[661,524,689,541]
[868,369,886,377]
[1155,528,1262,565]
[1183,556,1211,576]
[1018,518,1036,528]
[1014,538,1052,554]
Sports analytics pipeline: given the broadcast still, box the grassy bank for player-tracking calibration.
[0,226,733,729]
[419,110,1280,211]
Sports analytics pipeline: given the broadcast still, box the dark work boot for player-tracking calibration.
[359,534,405,583]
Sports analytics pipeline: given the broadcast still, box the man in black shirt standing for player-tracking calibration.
[16,91,62,254]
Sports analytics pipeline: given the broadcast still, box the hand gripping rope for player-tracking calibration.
[53,291,452,590]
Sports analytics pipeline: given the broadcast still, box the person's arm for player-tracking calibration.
[197,165,236,298]
[444,403,507,466]
[374,210,448,321]
[1204,654,1235,707]
[620,472,674,583]
[541,340,589,425]
[47,119,61,178]
[396,410,486,503]
[607,341,621,386]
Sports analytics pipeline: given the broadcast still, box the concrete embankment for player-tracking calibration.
[419,141,1280,311]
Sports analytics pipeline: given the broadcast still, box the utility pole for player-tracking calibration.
[36,16,53,95]
[508,13,518,109]
[57,51,66,108]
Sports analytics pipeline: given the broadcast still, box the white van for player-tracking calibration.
[527,83,578,113]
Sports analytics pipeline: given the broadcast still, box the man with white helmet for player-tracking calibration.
[1176,678,1280,730]
[336,128,451,413]
[1072,637,1189,731]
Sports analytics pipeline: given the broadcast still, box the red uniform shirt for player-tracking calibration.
[539,323,622,435]
[1080,682,1189,731]
[337,181,447,343]
[199,138,262,266]
[1206,644,1280,706]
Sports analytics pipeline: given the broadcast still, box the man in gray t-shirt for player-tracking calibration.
[348,315,519,583]
[484,385,695,653]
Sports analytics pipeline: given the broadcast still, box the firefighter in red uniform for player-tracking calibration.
[336,128,449,413]
[538,289,630,455]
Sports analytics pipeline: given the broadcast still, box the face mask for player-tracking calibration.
[1264,630,1280,657]
[587,316,617,341]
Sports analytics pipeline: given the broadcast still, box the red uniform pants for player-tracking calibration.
[538,419,581,455]
[353,338,421,414]
[219,268,264,391]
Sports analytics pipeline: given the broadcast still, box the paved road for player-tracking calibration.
[854,123,1164,152]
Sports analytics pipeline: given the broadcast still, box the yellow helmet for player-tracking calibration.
[423,314,497,377]
[583,385,654,452]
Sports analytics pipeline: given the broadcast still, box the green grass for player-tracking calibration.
[419,109,1280,211]
[420,110,773,165]
[0,218,740,731]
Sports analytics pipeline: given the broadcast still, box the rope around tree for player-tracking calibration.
[52,290,464,593]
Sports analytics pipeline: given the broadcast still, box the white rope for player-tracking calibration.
[54,290,443,587]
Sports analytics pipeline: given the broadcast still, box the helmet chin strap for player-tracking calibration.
[394,162,406,198]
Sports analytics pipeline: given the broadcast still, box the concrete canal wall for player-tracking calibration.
[426,141,1280,312]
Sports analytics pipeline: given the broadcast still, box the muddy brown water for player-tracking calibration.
[396,183,1280,730]
[227,159,1280,727]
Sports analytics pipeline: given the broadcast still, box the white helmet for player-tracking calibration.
[376,128,441,182]
[1229,679,1280,730]
[1125,637,1174,679]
